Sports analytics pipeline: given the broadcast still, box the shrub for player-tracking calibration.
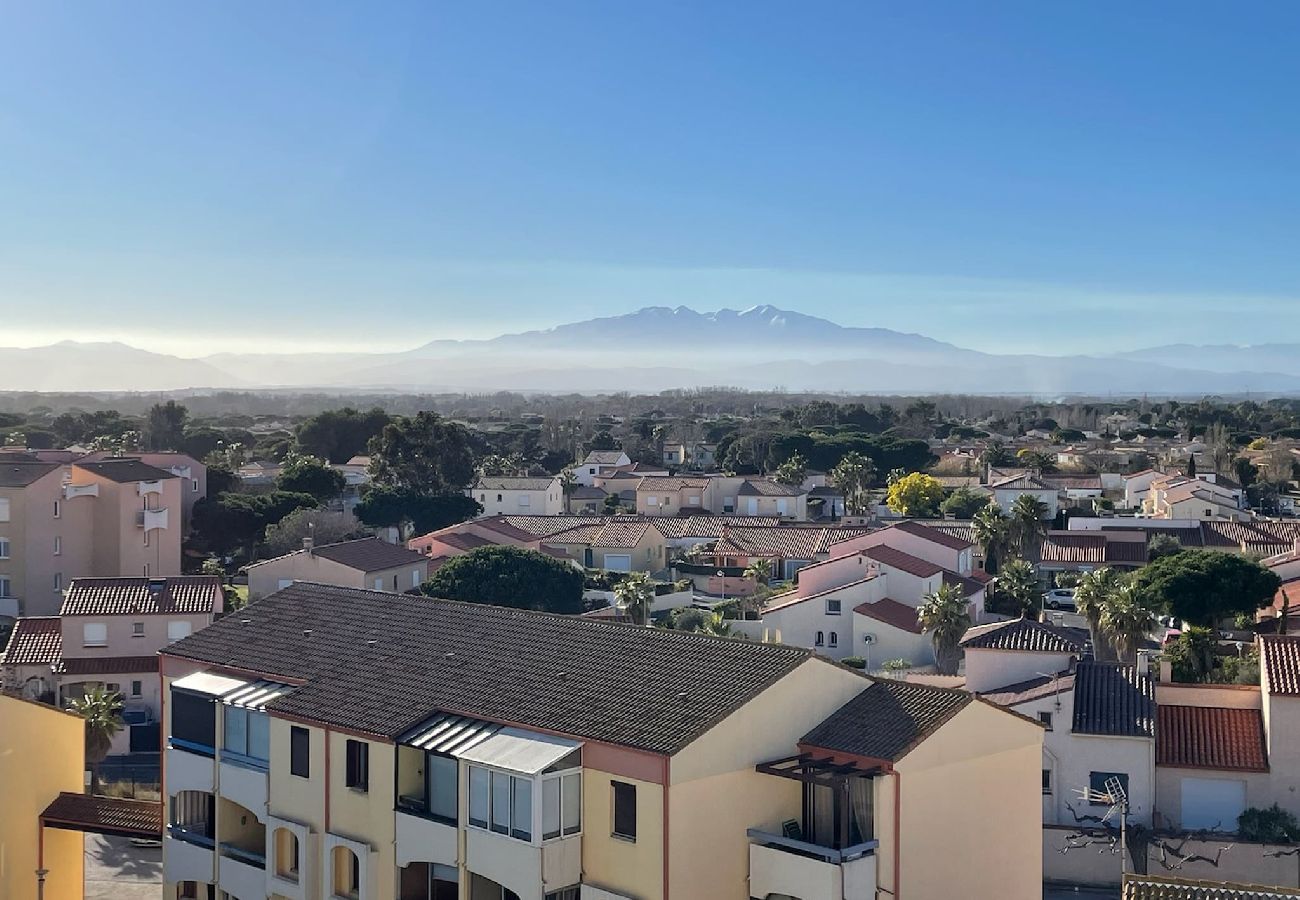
[881,658,913,672]
[841,656,867,669]
[1239,804,1300,843]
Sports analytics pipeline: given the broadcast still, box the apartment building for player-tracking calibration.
[80,450,208,532]
[159,583,1044,900]
[0,453,183,617]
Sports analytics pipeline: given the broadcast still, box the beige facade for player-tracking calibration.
[246,542,430,602]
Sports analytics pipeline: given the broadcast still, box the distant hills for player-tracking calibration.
[3,306,1300,395]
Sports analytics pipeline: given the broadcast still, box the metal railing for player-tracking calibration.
[747,828,879,864]
[220,842,267,869]
[168,824,215,849]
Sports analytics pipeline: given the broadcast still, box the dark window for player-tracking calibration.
[1042,769,1052,795]
[346,739,369,791]
[828,631,838,648]
[170,690,216,750]
[612,780,637,840]
[1088,771,1129,806]
[399,862,458,900]
[826,599,841,615]
[1038,711,1053,731]
[290,726,310,778]
[814,631,824,647]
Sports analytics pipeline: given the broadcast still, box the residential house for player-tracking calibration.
[157,582,1044,900]
[736,479,808,520]
[1144,475,1248,522]
[1122,469,1166,510]
[0,453,183,617]
[661,442,716,470]
[990,473,1062,519]
[471,476,565,518]
[0,694,86,900]
[539,520,667,573]
[633,477,712,517]
[245,537,430,602]
[565,485,607,515]
[574,451,631,486]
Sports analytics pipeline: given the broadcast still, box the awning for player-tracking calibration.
[400,713,503,756]
[458,727,581,776]
[222,680,294,710]
[41,792,162,839]
[171,671,248,698]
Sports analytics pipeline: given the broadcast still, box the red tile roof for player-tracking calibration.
[61,656,159,676]
[1039,533,1108,564]
[61,577,222,616]
[40,793,162,838]
[1261,634,1300,695]
[0,616,63,666]
[864,545,943,578]
[894,519,973,550]
[853,598,923,634]
[1157,705,1268,772]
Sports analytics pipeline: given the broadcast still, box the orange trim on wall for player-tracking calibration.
[893,770,902,900]
[661,754,671,900]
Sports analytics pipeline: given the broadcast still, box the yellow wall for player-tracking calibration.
[893,701,1043,900]
[582,771,664,900]
[327,731,395,900]
[0,695,85,900]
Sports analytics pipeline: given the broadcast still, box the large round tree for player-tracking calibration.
[1132,549,1280,628]
[421,545,584,615]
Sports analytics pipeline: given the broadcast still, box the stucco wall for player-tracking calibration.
[583,772,665,900]
[328,731,395,900]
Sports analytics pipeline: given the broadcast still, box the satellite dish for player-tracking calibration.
[863,634,877,645]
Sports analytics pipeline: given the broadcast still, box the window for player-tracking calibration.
[275,828,299,881]
[144,529,150,548]
[1038,711,1053,730]
[170,690,216,750]
[1089,771,1129,806]
[0,576,9,599]
[332,846,361,899]
[496,494,503,502]
[167,621,192,642]
[412,569,421,589]
[0,498,9,521]
[192,479,200,493]
[223,706,270,763]
[53,572,61,591]
[131,680,143,697]
[646,496,658,507]
[426,753,458,823]
[540,768,583,841]
[0,537,8,559]
[83,622,108,647]
[133,622,146,637]
[290,727,310,777]
[469,766,489,828]
[374,577,383,590]
[400,862,458,900]
[1042,769,1053,795]
[518,494,531,508]
[53,500,61,519]
[468,765,544,842]
[346,739,369,791]
[546,891,580,900]
[826,598,841,615]
[828,631,838,648]
[511,778,533,840]
[815,630,824,647]
[612,780,637,840]
[491,770,511,834]
[53,535,61,556]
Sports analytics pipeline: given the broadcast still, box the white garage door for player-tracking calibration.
[1180,778,1246,831]
[603,555,632,572]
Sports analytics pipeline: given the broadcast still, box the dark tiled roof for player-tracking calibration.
[62,656,159,676]
[960,617,1085,654]
[1260,635,1300,696]
[435,532,494,552]
[942,571,988,598]
[583,451,627,465]
[853,598,923,634]
[1157,706,1268,772]
[1123,874,1300,899]
[894,519,973,550]
[738,479,805,497]
[40,793,162,838]
[568,486,607,499]
[499,515,608,537]
[636,476,707,492]
[74,459,177,484]
[475,476,556,491]
[309,538,427,572]
[920,521,978,546]
[1042,475,1103,490]
[800,678,971,762]
[61,577,222,616]
[864,545,943,578]
[1071,661,1155,737]
[980,672,1075,708]
[0,458,61,487]
[162,583,812,753]
[0,617,63,666]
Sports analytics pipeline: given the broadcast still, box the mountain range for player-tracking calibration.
[3,305,1300,396]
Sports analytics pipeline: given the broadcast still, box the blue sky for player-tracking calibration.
[2,1,1299,356]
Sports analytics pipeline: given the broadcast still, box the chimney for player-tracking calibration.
[1136,649,1150,677]
[302,536,313,552]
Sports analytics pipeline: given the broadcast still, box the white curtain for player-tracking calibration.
[850,777,874,845]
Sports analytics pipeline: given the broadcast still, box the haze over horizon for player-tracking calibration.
[3,2,1300,359]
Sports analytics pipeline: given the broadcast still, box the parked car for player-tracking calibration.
[1044,588,1076,610]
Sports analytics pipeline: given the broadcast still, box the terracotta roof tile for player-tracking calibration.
[1123,873,1300,899]
[1040,533,1108,564]
[894,519,974,550]
[737,479,805,497]
[1261,634,1300,695]
[960,618,1085,653]
[40,793,161,838]
[864,545,943,578]
[0,459,61,487]
[74,459,177,483]
[852,598,923,634]
[61,577,222,617]
[0,616,63,666]
[474,476,557,491]
[61,656,159,676]
[980,672,1075,707]
[1157,706,1268,772]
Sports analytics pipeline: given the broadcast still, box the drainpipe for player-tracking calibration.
[893,771,902,900]
[36,819,47,900]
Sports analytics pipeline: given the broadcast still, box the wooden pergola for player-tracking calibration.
[756,753,880,851]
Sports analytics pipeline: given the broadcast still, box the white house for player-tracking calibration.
[574,451,631,486]
[990,473,1062,519]
[472,475,565,517]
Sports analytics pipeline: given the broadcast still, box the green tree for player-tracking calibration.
[941,487,988,519]
[1008,494,1049,559]
[979,441,1014,470]
[602,493,623,514]
[614,571,656,626]
[1146,533,1183,561]
[885,472,945,518]
[1016,448,1057,473]
[368,411,476,495]
[143,400,189,451]
[191,491,320,559]
[666,607,731,636]
[275,453,347,503]
[1098,583,1157,662]
[995,559,1043,617]
[743,558,772,586]
[1132,550,1280,628]
[354,487,481,537]
[972,503,1010,575]
[1074,566,1126,662]
[296,407,392,463]
[917,582,972,675]
[773,453,808,487]
[421,545,583,614]
[264,508,365,556]
[832,451,875,514]
[70,686,124,795]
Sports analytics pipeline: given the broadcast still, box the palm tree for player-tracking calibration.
[743,558,772,586]
[1098,583,1157,662]
[832,452,875,515]
[741,558,774,618]
[667,607,732,636]
[70,685,124,795]
[614,572,656,626]
[917,583,973,676]
[1008,494,1049,560]
[995,558,1043,617]
[972,503,1010,575]
[1073,566,1125,661]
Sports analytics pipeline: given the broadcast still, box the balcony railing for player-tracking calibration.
[168,824,215,849]
[747,828,878,864]
[64,482,99,499]
[219,842,266,869]
[138,480,165,496]
[136,507,169,531]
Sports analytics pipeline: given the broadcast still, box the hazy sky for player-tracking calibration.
[3,2,1300,357]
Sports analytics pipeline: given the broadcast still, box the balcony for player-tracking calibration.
[464,828,581,899]
[136,507,169,531]
[218,843,267,899]
[164,829,215,885]
[218,755,268,818]
[748,831,877,900]
[167,465,193,480]
[395,808,458,869]
[64,482,99,499]
[166,744,215,795]
[138,480,165,496]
